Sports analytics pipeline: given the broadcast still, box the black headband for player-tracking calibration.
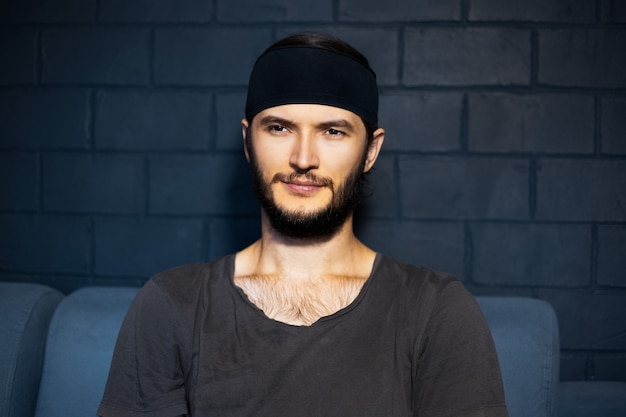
[245,46,378,127]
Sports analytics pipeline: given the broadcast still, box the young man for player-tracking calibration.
[98,32,508,417]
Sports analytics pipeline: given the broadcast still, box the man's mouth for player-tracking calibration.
[283,180,324,195]
[273,173,332,196]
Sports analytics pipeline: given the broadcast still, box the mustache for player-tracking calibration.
[271,172,334,189]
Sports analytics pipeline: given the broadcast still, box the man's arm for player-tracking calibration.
[413,281,509,417]
[98,280,189,417]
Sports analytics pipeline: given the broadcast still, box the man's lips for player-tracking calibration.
[272,173,333,196]
[282,180,324,195]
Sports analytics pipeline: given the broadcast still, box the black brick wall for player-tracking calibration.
[1,0,624,382]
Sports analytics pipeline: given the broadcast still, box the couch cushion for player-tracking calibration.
[0,283,63,417]
[559,381,626,417]
[477,297,560,417]
[34,286,138,417]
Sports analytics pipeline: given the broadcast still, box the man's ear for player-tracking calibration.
[363,128,385,173]
[241,118,250,162]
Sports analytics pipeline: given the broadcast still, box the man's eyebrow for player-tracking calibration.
[256,115,357,132]
[257,115,294,127]
[318,119,356,131]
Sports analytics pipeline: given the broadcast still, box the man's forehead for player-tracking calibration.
[245,46,378,127]
[254,104,363,125]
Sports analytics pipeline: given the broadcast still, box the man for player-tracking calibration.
[98,32,508,417]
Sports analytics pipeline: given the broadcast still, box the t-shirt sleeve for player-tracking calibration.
[413,281,509,417]
[98,280,189,417]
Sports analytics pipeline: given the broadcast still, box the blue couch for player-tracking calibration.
[0,283,63,417]
[1,282,625,417]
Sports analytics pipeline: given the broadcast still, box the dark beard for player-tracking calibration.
[248,148,366,241]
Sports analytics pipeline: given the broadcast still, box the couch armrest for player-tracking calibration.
[477,297,560,417]
[0,283,63,417]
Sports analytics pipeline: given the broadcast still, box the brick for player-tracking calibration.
[154,28,272,86]
[594,353,626,381]
[539,290,626,350]
[209,217,261,259]
[216,92,246,151]
[597,226,626,288]
[43,153,145,214]
[0,214,90,274]
[339,0,460,21]
[0,0,96,23]
[470,0,595,22]
[536,159,626,221]
[95,90,211,151]
[0,89,89,149]
[602,0,626,23]
[404,28,530,86]
[149,153,257,215]
[398,156,529,219]
[99,0,212,22]
[539,29,626,88]
[471,223,591,287]
[356,220,465,278]
[218,0,332,22]
[357,154,396,219]
[602,97,626,155]
[94,217,206,277]
[0,29,37,84]
[468,93,594,154]
[41,28,150,85]
[379,93,462,152]
[275,27,400,86]
[0,152,39,210]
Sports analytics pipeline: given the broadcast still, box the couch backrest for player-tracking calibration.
[32,288,560,417]
[0,283,63,417]
[34,287,138,417]
[477,297,560,417]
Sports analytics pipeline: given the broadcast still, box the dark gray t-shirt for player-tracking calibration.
[98,254,508,417]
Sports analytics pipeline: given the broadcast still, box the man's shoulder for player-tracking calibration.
[377,254,460,290]
[375,255,478,323]
[147,254,233,299]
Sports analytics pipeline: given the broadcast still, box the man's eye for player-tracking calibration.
[269,125,288,133]
[326,128,344,136]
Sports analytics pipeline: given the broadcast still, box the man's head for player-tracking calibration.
[245,32,379,135]
[242,32,384,240]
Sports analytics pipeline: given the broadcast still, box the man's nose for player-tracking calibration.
[289,134,319,171]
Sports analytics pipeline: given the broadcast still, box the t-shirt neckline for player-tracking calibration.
[226,252,384,329]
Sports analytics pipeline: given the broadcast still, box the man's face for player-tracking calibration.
[243,104,380,240]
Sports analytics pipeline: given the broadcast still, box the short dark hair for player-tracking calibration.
[266,32,372,69]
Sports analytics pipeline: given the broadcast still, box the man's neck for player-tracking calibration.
[233,216,377,326]
[235,215,376,283]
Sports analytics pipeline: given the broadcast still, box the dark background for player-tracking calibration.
[1,0,625,383]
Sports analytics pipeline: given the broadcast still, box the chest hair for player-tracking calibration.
[234,274,368,326]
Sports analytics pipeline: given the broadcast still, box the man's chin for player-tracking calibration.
[273,186,332,207]
[272,201,330,218]
[264,205,348,240]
